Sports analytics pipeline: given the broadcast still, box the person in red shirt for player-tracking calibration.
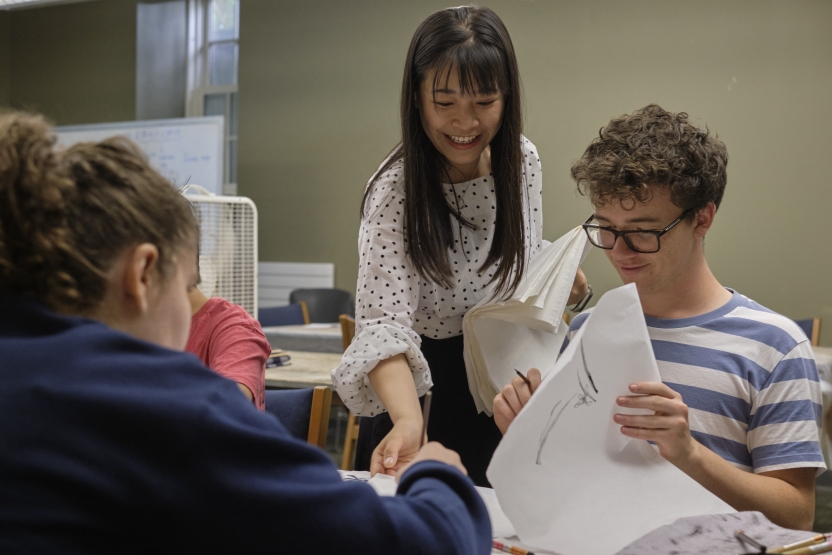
[186,286,270,410]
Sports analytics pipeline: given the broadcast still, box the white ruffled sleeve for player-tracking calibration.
[331,164,432,417]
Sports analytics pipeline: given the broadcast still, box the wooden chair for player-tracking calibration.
[824,405,832,471]
[794,318,821,347]
[264,387,332,449]
[339,314,361,470]
[258,301,310,327]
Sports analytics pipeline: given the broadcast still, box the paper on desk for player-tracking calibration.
[616,512,816,555]
[487,284,734,555]
[463,227,591,416]
[476,486,516,538]
[338,470,515,538]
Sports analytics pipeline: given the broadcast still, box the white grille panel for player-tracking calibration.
[185,191,258,317]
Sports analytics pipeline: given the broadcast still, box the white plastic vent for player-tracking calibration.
[183,186,258,318]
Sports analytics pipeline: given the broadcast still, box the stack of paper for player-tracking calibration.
[463,226,590,415]
[487,285,733,555]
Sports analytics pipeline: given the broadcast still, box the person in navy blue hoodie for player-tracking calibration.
[0,112,492,554]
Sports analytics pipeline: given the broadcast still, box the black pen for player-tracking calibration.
[515,369,531,386]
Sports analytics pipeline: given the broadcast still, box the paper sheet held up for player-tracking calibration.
[487,284,733,555]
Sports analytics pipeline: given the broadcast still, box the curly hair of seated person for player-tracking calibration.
[571,103,729,217]
[0,111,198,314]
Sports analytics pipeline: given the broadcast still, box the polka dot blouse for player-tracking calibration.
[331,137,543,417]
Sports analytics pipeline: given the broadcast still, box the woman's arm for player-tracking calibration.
[568,267,589,307]
[368,354,425,475]
[332,163,433,473]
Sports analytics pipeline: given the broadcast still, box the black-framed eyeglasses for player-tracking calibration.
[581,209,694,254]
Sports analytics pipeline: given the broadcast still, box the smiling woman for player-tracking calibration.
[332,5,589,486]
[418,67,504,185]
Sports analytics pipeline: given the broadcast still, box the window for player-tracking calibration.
[187,0,239,194]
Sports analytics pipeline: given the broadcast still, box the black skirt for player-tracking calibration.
[354,334,503,487]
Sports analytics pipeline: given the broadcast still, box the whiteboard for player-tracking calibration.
[55,116,224,195]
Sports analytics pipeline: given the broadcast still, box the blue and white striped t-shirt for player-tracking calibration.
[564,290,825,474]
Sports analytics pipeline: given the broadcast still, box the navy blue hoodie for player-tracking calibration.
[0,295,491,554]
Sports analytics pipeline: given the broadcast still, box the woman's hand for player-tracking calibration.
[370,416,424,476]
[567,267,589,307]
[493,368,542,434]
[614,381,699,465]
[396,441,467,480]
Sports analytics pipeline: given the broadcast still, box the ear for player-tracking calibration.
[121,243,160,316]
[692,202,717,239]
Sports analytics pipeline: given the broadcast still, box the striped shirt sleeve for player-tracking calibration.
[560,311,591,354]
[747,340,825,474]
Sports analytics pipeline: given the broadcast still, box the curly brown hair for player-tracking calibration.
[0,111,198,314]
[571,104,728,215]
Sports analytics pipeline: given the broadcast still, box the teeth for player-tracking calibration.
[448,135,477,144]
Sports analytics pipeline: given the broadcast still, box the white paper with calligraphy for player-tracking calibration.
[487,284,733,555]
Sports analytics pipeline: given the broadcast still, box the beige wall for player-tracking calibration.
[0,11,10,107]
[8,0,136,124]
[240,1,832,345]
[4,1,831,344]
[516,1,832,347]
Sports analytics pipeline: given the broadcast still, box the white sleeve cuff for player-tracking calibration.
[331,323,433,417]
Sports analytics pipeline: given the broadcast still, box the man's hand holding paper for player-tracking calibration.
[615,381,699,465]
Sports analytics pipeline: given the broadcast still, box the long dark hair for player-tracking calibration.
[361,6,525,296]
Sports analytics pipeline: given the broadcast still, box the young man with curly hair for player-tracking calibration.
[494,104,825,530]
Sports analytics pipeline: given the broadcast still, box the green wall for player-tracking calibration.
[7,0,136,124]
[239,0,832,345]
[4,1,831,344]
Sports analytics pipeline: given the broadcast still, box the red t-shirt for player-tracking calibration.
[185,297,270,411]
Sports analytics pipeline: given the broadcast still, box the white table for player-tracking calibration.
[262,323,343,353]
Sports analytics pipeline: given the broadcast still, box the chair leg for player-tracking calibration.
[307,386,332,450]
[340,412,361,470]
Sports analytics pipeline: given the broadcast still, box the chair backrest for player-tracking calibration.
[289,288,354,323]
[794,318,821,347]
[258,301,310,327]
[339,314,356,351]
[264,387,332,449]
